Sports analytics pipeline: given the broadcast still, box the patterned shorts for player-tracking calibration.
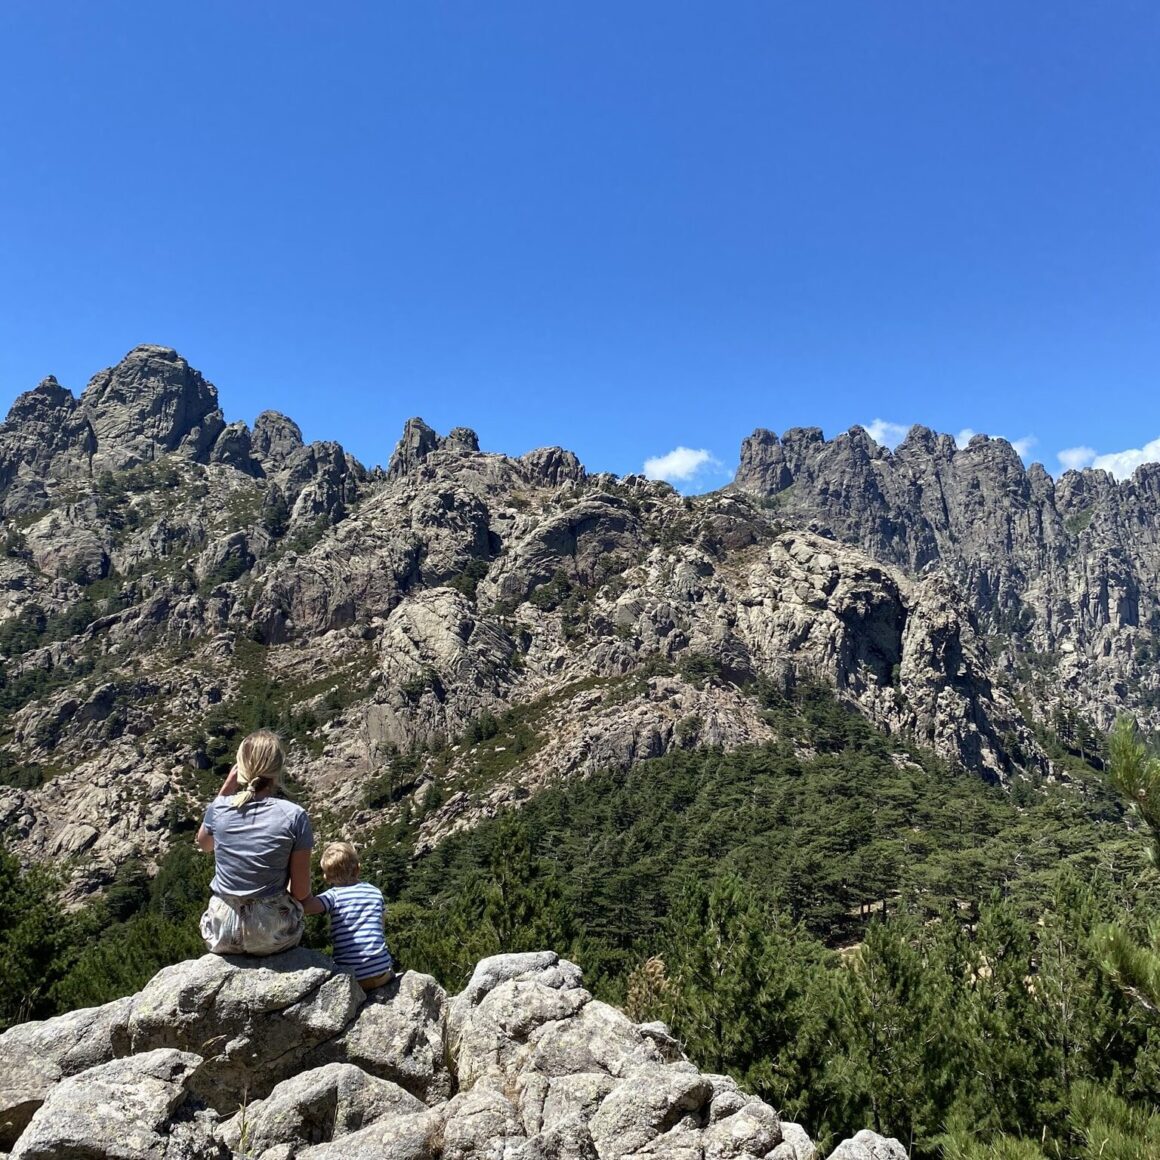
[200,892,304,956]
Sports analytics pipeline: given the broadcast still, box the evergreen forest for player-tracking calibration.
[4,684,1160,1159]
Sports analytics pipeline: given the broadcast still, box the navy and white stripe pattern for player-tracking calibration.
[318,881,394,980]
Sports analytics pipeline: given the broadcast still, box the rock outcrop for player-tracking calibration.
[0,948,902,1160]
[80,345,227,473]
[386,418,482,481]
[0,346,368,523]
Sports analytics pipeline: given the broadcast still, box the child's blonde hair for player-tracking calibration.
[229,729,286,809]
[321,841,360,886]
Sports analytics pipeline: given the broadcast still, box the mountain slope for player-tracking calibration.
[0,348,1055,890]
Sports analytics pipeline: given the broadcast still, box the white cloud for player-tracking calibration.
[1091,436,1160,480]
[864,419,911,449]
[1057,446,1096,472]
[643,446,720,483]
[955,427,1036,459]
[1052,437,1160,479]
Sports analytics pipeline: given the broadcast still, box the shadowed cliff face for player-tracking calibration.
[0,348,1070,892]
[733,425,1160,735]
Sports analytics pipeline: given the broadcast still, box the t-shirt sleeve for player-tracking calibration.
[202,799,217,834]
[291,809,314,852]
[317,888,335,914]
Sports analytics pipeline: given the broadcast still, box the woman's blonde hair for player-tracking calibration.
[320,841,360,886]
[229,729,286,809]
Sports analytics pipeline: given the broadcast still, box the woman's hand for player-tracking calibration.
[217,765,240,798]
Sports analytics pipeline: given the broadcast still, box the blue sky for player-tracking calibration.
[0,2,1156,489]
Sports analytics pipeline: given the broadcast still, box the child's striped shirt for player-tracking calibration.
[317,881,394,981]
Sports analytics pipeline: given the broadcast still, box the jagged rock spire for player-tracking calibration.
[386,417,481,479]
[77,345,226,472]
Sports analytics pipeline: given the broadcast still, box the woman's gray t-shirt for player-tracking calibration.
[203,795,314,899]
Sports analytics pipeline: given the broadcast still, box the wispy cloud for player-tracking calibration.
[956,427,1036,459]
[865,421,1036,460]
[643,446,721,484]
[864,419,911,449]
[1057,446,1096,472]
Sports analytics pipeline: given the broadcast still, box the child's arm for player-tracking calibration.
[301,896,326,915]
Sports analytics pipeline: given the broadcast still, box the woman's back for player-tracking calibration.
[203,795,312,900]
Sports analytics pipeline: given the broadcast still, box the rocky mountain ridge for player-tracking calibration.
[733,424,1160,734]
[0,345,1120,893]
[0,945,902,1160]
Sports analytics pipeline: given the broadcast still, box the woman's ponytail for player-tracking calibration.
[229,730,286,809]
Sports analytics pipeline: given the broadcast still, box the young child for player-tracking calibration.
[304,841,395,991]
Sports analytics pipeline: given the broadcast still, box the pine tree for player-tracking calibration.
[0,848,69,1029]
[835,915,962,1155]
[1069,1081,1160,1160]
[654,873,832,1116]
[955,899,1054,1139]
[1098,718,1160,1014]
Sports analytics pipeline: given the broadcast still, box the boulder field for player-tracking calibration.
[0,948,903,1160]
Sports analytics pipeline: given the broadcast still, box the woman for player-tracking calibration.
[195,729,314,955]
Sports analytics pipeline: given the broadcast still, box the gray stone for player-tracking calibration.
[540,1072,617,1132]
[208,421,258,474]
[825,1130,908,1160]
[295,1107,443,1160]
[217,1062,423,1154]
[11,1049,206,1160]
[252,412,305,469]
[453,978,590,1091]
[527,1001,666,1081]
[439,1083,523,1159]
[0,997,132,1148]
[125,950,363,1111]
[771,1122,819,1160]
[0,377,95,516]
[386,417,441,479]
[307,970,449,1105]
[702,1100,782,1159]
[386,418,481,480]
[80,345,226,472]
[508,1114,598,1160]
[520,448,586,488]
[587,1067,712,1160]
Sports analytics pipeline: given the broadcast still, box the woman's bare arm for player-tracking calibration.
[288,848,313,902]
[195,765,237,851]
